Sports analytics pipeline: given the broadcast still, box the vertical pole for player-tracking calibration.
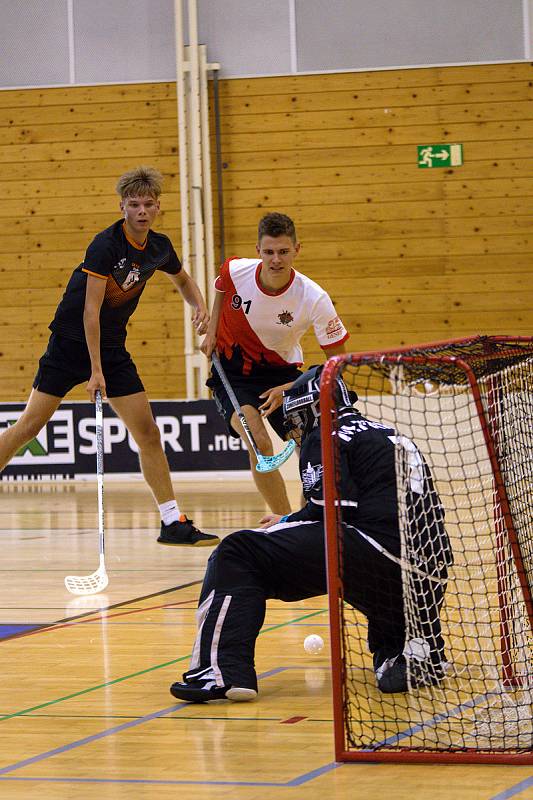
[522,0,531,60]
[174,0,193,395]
[175,0,215,398]
[66,0,76,84]
[187,0,206,304]
[212,69,225,265]
[199,45,216,311]
[187,0,204,398]
[321,355,349,762]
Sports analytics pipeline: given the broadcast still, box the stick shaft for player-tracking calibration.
[211,353,262,458]
[95,390,105,557]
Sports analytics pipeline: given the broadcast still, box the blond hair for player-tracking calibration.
[116,166,163,199]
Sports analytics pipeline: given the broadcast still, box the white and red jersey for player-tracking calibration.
[215,257,349,376]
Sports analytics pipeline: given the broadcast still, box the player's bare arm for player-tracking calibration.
[259,342,347,416]
[200,289,225,358]
[83,274,108,401]
[259,513,283,528]
[167,270,209,335]
[323,341,347,357]
[258,382,294,416]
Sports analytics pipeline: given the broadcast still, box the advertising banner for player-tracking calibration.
[0,400,249,480]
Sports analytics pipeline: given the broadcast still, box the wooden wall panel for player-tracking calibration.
[217,61,532,365]
[0,82,183,402]
[0,61,531,402]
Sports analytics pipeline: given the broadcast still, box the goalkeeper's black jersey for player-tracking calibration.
[286,410,446,559]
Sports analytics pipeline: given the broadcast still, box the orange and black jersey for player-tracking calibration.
[50,220,181,347]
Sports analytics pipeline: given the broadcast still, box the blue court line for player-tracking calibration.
[0,667,344,788]
[489,777,533,800]
[0,624,42,640]
[3,668,529,794]
[373,690,498,748]
[10,606,528,794]
[0,609,326,724]
[0,761,342,787]
[0,703,186,777]
[369,691,533,800]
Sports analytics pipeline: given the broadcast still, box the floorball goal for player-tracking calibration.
[321,335,533,764]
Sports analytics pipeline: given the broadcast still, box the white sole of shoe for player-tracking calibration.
[226,687,257,702]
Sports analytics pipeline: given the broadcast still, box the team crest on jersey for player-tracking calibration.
[277,309,293,326]
[302,461,323,493]
[121,262,141,290]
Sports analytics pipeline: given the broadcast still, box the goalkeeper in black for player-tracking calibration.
[170,365,453,703]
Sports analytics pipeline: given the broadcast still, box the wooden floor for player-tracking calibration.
[0,478,532,800]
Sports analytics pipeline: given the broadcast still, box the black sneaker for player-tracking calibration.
[376,656,408,693]
[170,677,257,703]
[157,515,220,547]
[377,655,445,693]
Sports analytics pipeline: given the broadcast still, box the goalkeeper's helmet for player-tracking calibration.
[282,365,356,446]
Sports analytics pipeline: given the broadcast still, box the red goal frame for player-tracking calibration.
[321,335,533,765]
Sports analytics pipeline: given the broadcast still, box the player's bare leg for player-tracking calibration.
[231,407,292,516]
[0,389,62,471]
[110,391,219,546]
[108,392,175,503]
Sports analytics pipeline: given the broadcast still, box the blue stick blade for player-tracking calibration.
[255,440,296,473]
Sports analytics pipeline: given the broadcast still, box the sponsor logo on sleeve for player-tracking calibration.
[326,316,343,339]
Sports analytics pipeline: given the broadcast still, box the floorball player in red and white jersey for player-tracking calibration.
[201,212,349,515]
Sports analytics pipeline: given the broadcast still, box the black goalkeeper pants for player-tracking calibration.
[182,520,447,692]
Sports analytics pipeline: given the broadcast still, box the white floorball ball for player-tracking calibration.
[304,634,324,654]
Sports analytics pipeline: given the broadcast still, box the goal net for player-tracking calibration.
[321,335,533,764]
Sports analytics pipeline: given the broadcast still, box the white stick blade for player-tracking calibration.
[64,567,109,596]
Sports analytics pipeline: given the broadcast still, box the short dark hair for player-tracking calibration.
[257,212,297,243]
[116,166,163,199]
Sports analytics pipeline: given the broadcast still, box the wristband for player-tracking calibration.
[279,514,290,523]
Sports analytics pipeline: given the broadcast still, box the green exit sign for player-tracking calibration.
[417,144,463,168]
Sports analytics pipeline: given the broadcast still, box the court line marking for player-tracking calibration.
[2,554,531,789]
[369,689,533,798]
[0,667,343,788]
[6,597,525,777]
[373,689,500,748]
[489,777,533,800]
[3,612,527,793]
[2,598,199,639]
[0,599,329,643]
[0,703,188,777]
[0,579,203,642]
[0,609,326,723]
[0,764,342,788]
[0,603,328,642]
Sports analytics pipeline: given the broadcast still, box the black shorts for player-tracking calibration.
[33,333,145,398]
[207,365,302,440]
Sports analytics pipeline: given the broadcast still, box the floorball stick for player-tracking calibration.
[211,352,296,472]
[64,390,109,595]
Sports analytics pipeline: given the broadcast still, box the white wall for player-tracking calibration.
[0,0,528,89]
